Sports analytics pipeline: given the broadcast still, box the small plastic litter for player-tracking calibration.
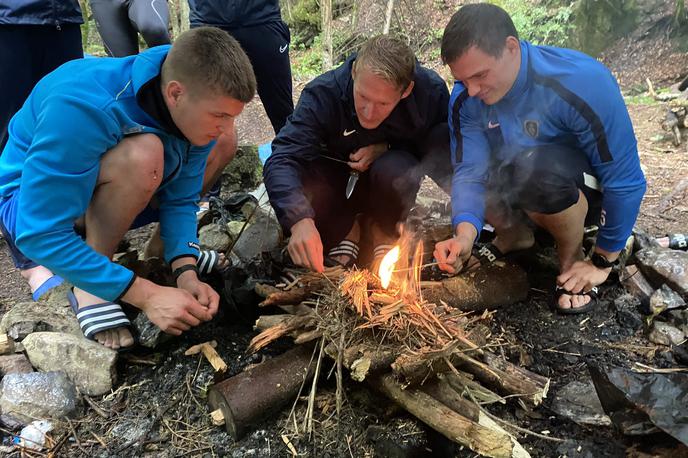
[14,420,52,451]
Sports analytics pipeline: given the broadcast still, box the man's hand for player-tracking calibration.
[137,284,215,336]
[557,260,611,295]
[288,218,324,272]
[348,143,388,172]
[434,222,478,274]
[176,270,220,317]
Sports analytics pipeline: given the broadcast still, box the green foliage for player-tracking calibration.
[490,0,575,47]
[572,0,638,56]
[286,0,321,47]
[291,36,325,80]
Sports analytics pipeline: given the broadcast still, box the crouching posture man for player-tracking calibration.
[434,4,646,314]
[264,35,451,272]
[0,27,256,348]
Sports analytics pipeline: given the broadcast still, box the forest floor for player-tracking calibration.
[1,4,688,457]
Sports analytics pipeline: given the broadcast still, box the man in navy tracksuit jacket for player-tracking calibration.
[434,4,646,314]
[264,36,450,272]
[0,0,84,150]
[0,28,256,349]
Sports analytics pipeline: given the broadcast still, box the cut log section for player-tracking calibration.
[422,263,529,312]
[0,334,15,355]
[208,343,316,439]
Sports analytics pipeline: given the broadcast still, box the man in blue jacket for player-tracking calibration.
[0,0,84,150]
[264,36,450,272]
[0,27,256,348]
[433,4,646,314]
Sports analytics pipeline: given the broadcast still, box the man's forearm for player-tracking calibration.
[454,221,478,245]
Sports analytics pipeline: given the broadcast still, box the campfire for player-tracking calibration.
[208,232,547,458]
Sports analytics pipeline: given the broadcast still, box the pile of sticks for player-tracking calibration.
[240,264,547,458]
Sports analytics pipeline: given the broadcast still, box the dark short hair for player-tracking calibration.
[441,3,518,64]
[163,27,256,103]
[354,35,416,91]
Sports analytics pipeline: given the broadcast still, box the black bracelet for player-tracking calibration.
[173,264,199,281]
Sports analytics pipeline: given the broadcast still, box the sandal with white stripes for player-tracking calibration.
[197,250,230,275]
[68,289,134,347]
[324,239,359,268]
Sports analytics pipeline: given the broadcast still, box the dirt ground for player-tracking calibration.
[2,19,688,458]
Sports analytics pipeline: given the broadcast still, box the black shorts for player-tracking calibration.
[486,145,602,225]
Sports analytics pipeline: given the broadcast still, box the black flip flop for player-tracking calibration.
[553,285,598,315]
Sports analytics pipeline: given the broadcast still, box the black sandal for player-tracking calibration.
[324,240,359,268]
[553,285,598,315]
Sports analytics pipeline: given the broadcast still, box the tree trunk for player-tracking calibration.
[383,0,395,34]
[321,0,333,70]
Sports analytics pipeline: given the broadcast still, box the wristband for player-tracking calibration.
[173,264,198,281]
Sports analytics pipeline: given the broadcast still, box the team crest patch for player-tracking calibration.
[524,120,539,138]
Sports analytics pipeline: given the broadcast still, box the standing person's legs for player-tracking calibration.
[128,0,170,48]
[229,21,294,134]
[91,0,140,56]
[0,24,82,151]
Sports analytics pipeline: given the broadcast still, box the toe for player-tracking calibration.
[557,293,573,310]
[118,328,135,348]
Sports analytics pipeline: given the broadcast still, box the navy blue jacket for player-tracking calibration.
[0,0,82,25]
[189,0,281,28]
[449,41,646,252]
[264,55,449,231]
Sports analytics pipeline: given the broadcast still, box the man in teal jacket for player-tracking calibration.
[0,27,256,349]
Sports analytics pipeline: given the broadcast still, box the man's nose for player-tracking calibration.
[466,81,480,97]
[219,118,234,132]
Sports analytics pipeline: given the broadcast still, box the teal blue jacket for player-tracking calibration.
[0,46,213,301]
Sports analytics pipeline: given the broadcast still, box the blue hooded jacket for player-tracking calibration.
[0,0,83,25]
[0,46,213,301]
[448,41,646,252]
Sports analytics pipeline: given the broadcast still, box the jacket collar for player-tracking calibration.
[500,40,530,104]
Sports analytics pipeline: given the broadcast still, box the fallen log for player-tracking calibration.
[324,342,398,381]
[208,343,316,439]
[373,373,530,458]
[422,263,529,312]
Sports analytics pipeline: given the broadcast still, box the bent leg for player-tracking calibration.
[90,0,139,56]
[75,134,164,348]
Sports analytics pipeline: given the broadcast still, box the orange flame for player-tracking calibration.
[379,246,400,289]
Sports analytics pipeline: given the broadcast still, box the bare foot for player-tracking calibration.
[21,266,55,297]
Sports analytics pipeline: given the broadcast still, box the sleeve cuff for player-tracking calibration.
[451,213,483,238]
[595,233,629,253]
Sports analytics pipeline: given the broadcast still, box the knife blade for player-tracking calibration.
[345,171,359,199]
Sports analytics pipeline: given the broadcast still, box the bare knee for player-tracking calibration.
[100,134,164,193]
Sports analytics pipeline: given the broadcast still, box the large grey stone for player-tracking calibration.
[0,371,78,424]
[232,206,281,263]
[0,301,81,341]
[636,247,688,300]
[22,332,117,396]
[650,284,686,315]
[621,265,655,307]
[551,380,611,426]
[198,223,231,253]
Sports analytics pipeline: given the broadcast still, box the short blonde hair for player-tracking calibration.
[354,35,415,91]
[162,27,256,103]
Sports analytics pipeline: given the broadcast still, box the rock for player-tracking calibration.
[632,226,661,253]
[226,220,245,241]
[612,294,643,331]
[223,145,263,192]
[650,284,686,316]
[132,313,171,349]
[0,354,34,376]
[231,206,281,263]
[621,265,655,308]
[648,321,686,346]
[636,247,688,300]
[199,223,231,253]
[0,301,81,341]
[0,371,78,424]
[551,380,611,426]
[668,309,688,335]
[22,332,117,396]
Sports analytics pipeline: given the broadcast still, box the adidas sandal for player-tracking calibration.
[324,239,359,268]
[68,290,132,341]
[669,233,688,251]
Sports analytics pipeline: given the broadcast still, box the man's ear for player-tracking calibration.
[505,36,520,56]
[400,80,414,99]
[164,80,184,106]
[351,61,357,81]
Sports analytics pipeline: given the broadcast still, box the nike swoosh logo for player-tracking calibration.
[343,129,356,136]
[279,44,288,53]
[487,121,500,129]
